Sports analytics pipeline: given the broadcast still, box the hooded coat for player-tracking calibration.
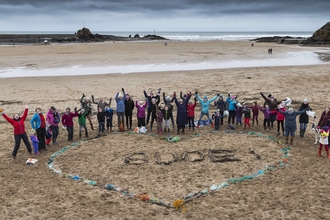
[196,94,219,113]
[174,95,190,126]
[318,111,330,127]
[277,109,306,131]
[298,103,311,123]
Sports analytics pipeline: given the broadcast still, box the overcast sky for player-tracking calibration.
[0,0,329,32]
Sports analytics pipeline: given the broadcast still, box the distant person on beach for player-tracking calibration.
[1,105,32,159]
[124,93,134,130]
[115,88,126,131]
[105,105,114,132]
[143,88,160,126]
[92,95,110,112]
[260,92,281,129]
[136,99,148,128]
[80,94,95,130]
[226,93,237,127]
[173,92,190,134]
[163,92,175,130]
[214,95,226,125]
[61,107,78,141]
[78,109,89,138]
[30,107,47,151]
[162,104,172,133]
[298,98,312,138]
[46,106,60,145]
[196,92,219,128]
[276,106,306,145]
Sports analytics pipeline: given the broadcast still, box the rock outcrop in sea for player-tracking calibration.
[301,22,330,45]
[0,27,168,45]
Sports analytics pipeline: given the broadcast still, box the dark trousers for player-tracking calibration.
[228,110,235,125]
[50,125,59,143]
[277,120,284,133]
[269,113,277,128]
[263,118,270,128]
[98,122,105,132]
[188,116,195,128]
[146,108,152,125]
[13,133,32,157]
[117,112,125,128]
[150,112,156,129]
[138,117,145,127]
[36,127,46,151]
[125,112,133,129]
[106,118,113,129]
[67,126,74,141]
[215,123,220,130]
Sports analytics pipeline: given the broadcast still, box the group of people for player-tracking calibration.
[2,89,330,159]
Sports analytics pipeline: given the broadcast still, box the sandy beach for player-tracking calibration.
[1,40,330,219]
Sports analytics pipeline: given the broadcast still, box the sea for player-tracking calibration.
[1,31,328,78]
[0,30,314,41]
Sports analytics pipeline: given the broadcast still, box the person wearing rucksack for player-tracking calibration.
[46,106,60,146]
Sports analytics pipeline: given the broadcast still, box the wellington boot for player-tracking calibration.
[318,150,322,157]
[302,129,306,138]
[285,136,289,144]
[290,136,294,146]
[327,150,330,159]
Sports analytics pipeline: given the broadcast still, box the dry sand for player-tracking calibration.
[0,40,330,219]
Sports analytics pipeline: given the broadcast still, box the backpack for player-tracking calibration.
[53,112,60,123]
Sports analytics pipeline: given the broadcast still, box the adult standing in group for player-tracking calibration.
[163,92,175,130]
[92,95,110,112]
[298,98,312,138]
[214,94,227,125]
[276,106,306,145]
[196,92,219,128]
[61,107,78,141]
[226,93,237,127]
[318,107,330,144]
[2,105,32,159]
[173,93,190,134]
[260,92,281,129]
[143,88,160,126]
[115,88,126,131]
[30,107,47,151]
[46,106,60,146]
[124,93,134,130]
[80,94,94,130]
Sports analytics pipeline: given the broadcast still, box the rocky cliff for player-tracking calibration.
[302,22,330,45]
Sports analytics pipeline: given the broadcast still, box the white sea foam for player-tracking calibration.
[0,51,327,78]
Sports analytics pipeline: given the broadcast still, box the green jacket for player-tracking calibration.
[78,113,88,125]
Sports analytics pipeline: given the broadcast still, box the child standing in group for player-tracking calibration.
[186,97,197,130]
[276,103,286,137]
[213,110,224,130]
[105,105,114,132]
[156,105,164,134]
[78,109,89,138]
[97,108,106,135]
[162,105,172,133]
[235,103,243,126]
[260,104,271,130]
[30,130,39,155]
[245,102,259,126]
[318,127,330,158]
[242,107,251,128]
[45,126,52,146]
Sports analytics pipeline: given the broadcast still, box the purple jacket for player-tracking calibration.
[260,108,270,119]
[136,101,148,118]
[236,106,243,117]
[46,109,60,126]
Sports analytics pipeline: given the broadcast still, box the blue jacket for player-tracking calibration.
[226,97,237,111]
[115,92,126,113]
[196,94,219,113]
[30,113,41,130]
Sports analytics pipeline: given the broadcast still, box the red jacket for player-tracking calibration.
[3,108,28,135]
[276,107,286,121]
[186,100,196,117]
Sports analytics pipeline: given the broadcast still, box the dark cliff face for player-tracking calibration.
[302,22,330,45]
[310,22,330,41]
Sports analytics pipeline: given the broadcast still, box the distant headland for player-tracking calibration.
[0,27,168,45]
[252,22,330,46]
